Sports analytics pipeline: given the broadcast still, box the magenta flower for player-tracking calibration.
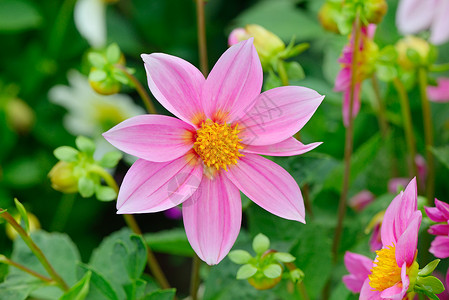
[358,178,421,299]
[334,24,376,126]
[425,199,449,258]
[103,39,323,265]
[349,190,375,212]
[343,252,373,293]
[428,78,449,102]
[396,0,449,45]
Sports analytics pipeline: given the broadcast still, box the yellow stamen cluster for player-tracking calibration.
[368,245,402,291]
[193,121,243,171]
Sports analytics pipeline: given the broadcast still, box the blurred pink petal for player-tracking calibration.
[388,177,409,194]
[103,115,195,162]
[228,28,248,46]
[182,173,241,265]
[360,278,380,299]
[349,190,375,211]
[164,206,182,220]
[428,78,449,103]
[430,0,449,45]
[369,223,382,252]
[343,252,373,293]
[242,138,321,157]
[396,0,434,34]
[430,236,449,258]
[428,224,449,236]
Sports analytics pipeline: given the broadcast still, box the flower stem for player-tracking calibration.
[371,75,388,137]
[189,255,201,300]
[0,255,54,284]
[430,63,449,73]
[50,193,75,231]
[0,209,69,291]
[277,60,289,86]
[418,67,435,204]
[392,78,418,180]
[195,0,208,76]
[331,13,361,262]
[114,64,157,114]
[90,166,171,289]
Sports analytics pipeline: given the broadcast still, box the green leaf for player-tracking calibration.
[263,264,282,279]
[418,259,440,277]
[78,177,95,198]
[78,264,119,300]
[144,228,194,256]
[431,146,449,170]
[111,69,129,85]
[119,235,147,280]
[14,198,29,234]
[142,289,176,300]
[0,0,42,32]
[228,250,253,265]
[99,151,122,168]
[416,276,445,294]
[95,186,117,202]
[54,146,79,162]
[106,43,121,64]
[59,271,91,300]
[0,277,42,300]
[75,136,96,155]
[252,233,270,254]
[236,264,258,280]
[88,52,107,69]
[273,252,296,263]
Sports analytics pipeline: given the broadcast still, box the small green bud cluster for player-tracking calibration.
[411,259,445,299]
[228,233,304,290]
[87,43,133,95]
[49,136,122,201]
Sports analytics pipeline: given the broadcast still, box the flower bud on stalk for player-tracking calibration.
[396,36,434,70]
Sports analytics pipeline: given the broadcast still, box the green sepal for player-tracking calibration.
[236,264,258,280]
[99,151,122,168]
[59,271,91,300]
[106,43,121,64]
[88,52,106,68]
[228,250,253,265]
[88,69,107,82]
[263,264,282,279]
[273,252,296,263]
[75,136,96,155]
[54,146,79,162]
[418,259,440,277]
[111,69,129,85]
[14,198,29,234]
[416,276,445,294]
[95,185,117,202]
[78,176,95,198]
[284,61,305,81]
[252,233,270,254]
[289,268,305,283]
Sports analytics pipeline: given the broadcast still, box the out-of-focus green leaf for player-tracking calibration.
[144,228,194,257]
[431,146,449,170]
[0,0,42,32]
[141,288,176,300]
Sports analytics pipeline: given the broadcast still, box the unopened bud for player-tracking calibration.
[318,2,341,34]
[349,190,375,211]
[89,67,121,95]
[5,212,40,240]
[365,0,388,24]
[48,161,79,193]
[5,98,35,134]
[248,273,282,290]
[396,36,431,70]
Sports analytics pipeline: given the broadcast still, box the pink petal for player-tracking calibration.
[425,205,447,222]
[103,115,195,162]
[344,252,373,278]
[226,154,305,223]
[334,68,350,92]
[237,86,324,146]
[396,211,421,267]
[360,278,381,300]
[182,173,241,265]
[228,28,248,46]
[394,177,418,237]
[428,78,449,102]
[396,0,435,34]
[203,39,262,123]
[381,192,403,246]
[242,138,321,156]
[429,224,449,236]
[117,155,203,214]
[430,236,449,258]
[369,224,383,252]
[343,275,366,293]
[430,0,449,45]
[342,83,361,127]
[435,199,449,220]
[380,263,408,299]
[141,53,206,126]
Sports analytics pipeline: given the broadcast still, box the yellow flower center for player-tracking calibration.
[368,245,402,291]
[193,121,243,171]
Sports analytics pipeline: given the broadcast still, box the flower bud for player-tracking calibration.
[89,67,122,95]
[348,190,375,211]
[48,161,79,193]
[5,98,35,134]
[5,212,40,240]
[248,273,282,290]
[365,0,388,24]
[396,36,431,70]
[229,25,285,69]
[318,2,341,34]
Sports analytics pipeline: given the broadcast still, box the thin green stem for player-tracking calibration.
[189,255,201,300]
[114,64,157,114]
[371,75,389,137]
[331,13,361,262]
[392,78,419,180]
[50,194,75,231]
[196,0,208,75]
[277,60,289,86]
[90,166,171,289]
[0,255,54,284]
[418,67,435,205]
[430,63,449,73]
[0,209,69,291]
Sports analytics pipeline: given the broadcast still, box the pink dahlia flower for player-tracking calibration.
[343,252,373,293]
[396,0,449,45]
[358,178,421,299]
[428,78,449,103]
[334,24,376,127]
[425,199,449,258]
[103,39,324,265]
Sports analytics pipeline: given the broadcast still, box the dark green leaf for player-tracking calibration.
[60,271,91,300]
[0,0,42,32]
[144,228,194,256]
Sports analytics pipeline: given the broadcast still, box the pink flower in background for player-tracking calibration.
[425,199,449,258]
[103,39,324,265]
[428,78,449,102]
[164,206,182,220]
[343,252,373,293]
[366,211,385,252]
[334,24,377,126]
[388,177,409,194]
[358,178,421,299]
[349,190,375,211]
[396,0,449,45]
